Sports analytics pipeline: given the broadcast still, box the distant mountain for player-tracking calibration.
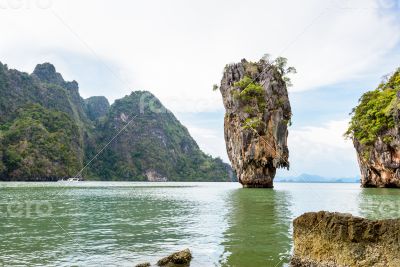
[275,173,360,183]
[88,91,234,181]
[0,62,233,181]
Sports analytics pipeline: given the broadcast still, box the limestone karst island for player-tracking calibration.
[218,58,292,188]
[1,1,400,267]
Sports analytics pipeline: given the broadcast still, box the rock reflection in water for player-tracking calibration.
[220,188,292,267]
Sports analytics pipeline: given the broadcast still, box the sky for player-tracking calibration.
[1,0,400,178]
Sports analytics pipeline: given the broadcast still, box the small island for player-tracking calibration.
[346,68,400,188]
[217,57,293,188]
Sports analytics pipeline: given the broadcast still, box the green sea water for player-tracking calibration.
[1,182,399,266]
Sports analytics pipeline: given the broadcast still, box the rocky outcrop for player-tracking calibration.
[32,63,66,86]
[157,248,192,266]
[145,170,168,182]
[347,69,400,188]
[219,58,291,188]
[135,249,192,267]
[85,96,110,121]
[291,211,400,267]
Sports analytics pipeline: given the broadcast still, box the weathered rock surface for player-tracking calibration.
[145,169,168,182]
[291,211,400,267]
[219,58,291,188]
[354,134,400,188]
[157,248,192,266]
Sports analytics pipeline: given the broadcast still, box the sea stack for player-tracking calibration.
[346,69,400,188]
[219,58,292,188]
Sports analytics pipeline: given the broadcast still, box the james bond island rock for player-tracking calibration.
[218,58,292,188]
[346,69,400,188]
[291,211,400,267]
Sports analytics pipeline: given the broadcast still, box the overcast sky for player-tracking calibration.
[1,0,400,178]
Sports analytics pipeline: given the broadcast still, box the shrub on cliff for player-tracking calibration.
[230,57,295,130]
[346,69,400,145]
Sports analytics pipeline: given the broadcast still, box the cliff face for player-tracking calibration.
[354,134,400,188]
[219,58,291,188]
[291,211,400,267]
[347,69,400,188]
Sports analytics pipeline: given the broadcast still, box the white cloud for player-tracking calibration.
[0,0,399,112]
[288,5,400,92]
[281,119,360,177]
[185,125,229,162]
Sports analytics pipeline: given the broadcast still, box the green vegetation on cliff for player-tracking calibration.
[0,62,233,181]
[88,91,232,181]
[346,69,400,145]
[227,57,295,130]
[0,104,82,180]
[232,75,266,130]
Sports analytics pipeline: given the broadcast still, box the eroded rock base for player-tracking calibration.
[242,182,274,188]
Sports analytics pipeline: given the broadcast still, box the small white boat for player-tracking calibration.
[58,177,83,182]
[67,177,82,182]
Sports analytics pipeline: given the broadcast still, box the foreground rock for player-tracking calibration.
[218,58,292,188]
[346,69,400,187]
[135,249,192,267]
[157,248,192,266]
[291,211,400,267]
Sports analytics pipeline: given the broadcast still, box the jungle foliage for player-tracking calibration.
[346,69,400,145]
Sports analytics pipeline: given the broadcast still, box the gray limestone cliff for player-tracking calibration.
[219,58,292,188]
[354,134,400,188]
